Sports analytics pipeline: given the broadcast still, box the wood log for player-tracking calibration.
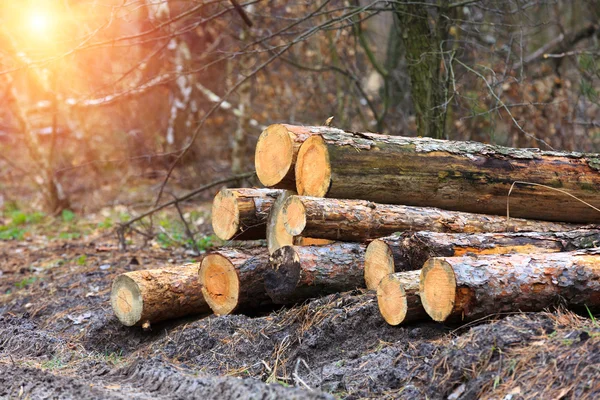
[295,131,600,223]
[420,249,600,323]
[376,270,426,326]
[211,188,281,240]
[255,124,347,189]
[111,264,209,327]
[282,195,581,247]
[364,229,600,289]
[264,243,366,304]
[198,247,271,315]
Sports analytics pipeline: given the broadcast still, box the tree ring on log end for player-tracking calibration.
[211,189,239,240]
[111,275,143,326]
[264,246,301,303]
[364,239,395,290]
[199,254,240,315]
[377,274,408,326]
[420,259,456,322]
[255,124,294,187]
[282,196,307,236]
[296,135,331,197]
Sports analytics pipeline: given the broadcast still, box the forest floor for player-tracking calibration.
[1,204,600,399]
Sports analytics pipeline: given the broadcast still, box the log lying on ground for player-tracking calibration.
[420,249,600,323]
[295,131,600,223]
[198,247,271,315]
[111,264,209,327]
[364,229,600,289]
[212,188,281,240]
[377,270,426,326]
[282,196,581,247]
[255,124,347,189]
[265,242,366,304]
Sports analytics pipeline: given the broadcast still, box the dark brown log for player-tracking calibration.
[211,188,281,240]
[420,249,600,323]
[376,270,426,326]
[364,229,600,289]
[295,131,600,223]
[111,264,209,327]
[265,243,366,304]
[255,124,347,189]
[198,247,270,315]
[282,195,582,247]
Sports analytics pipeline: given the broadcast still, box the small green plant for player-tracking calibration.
[585,305,598,327]
[61,209,76,223]
[105,350,124,366]
[41,357,64,370]
[0,226,26,240]
[97,217,113,229]
[59,232,81,240]
[76,255,88,265]
[15,276,37,289]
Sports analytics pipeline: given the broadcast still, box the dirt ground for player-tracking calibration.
[2,212,600,399]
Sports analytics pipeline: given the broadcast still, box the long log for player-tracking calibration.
[364,229,600,289]
[255,124,347,189]
[376,270,426,326]
[198,247,271,315]
[282,195,581,246]
[295,131,600,223]
[264,243,366,304]
[111,264,209,327]
[420,249,600,323]
[212,188,281,240]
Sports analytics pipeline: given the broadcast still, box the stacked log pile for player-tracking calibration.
[111,124,600,329]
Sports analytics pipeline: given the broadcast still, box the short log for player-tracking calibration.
[376,270,426,326]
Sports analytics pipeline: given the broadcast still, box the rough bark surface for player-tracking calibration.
[284,196,582,244]
[255,124,346,189]
[295,131,600,223]
[199,247,271,315]
[376,270,426,326]
[212,188,281,240]
[368,229,600,286]
[111,264,209,327]
[264,243,366,304]
[420,249,600,323]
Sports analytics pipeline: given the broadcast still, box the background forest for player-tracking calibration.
[2,0,600,216]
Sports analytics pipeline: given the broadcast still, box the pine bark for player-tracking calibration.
[199,247,271,315]
[265,243,366,304]
[420,249,600,323]
[211,188,281,240]
[111,264,209,327]
[295,131,600,223]
[284,196,582,244]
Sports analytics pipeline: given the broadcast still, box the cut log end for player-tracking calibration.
[199,254,240,316]
[364,239,395,290]
[111,275,143,327]
[265,246,301,302]
[296,135,331,196]
[377,274,408,326]
[420,259,457,322]
[283,196,306,236]
[212,189,239,240]
[267,190,295,254]
[255,124,294,187]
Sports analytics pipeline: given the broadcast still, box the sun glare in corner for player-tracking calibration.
[28,11,51,35]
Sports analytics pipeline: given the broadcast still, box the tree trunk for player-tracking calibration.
[212,188,281,240]
[364,229,600,289]
[282,195,582,249]
[111,264,209,327]
[255,124,347,189]
[295,131,600,223]
[198,247,271,315]
[420,249,600,323]
[395,2,447,138]
[376,270,425,326]
[265,243,366,304]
